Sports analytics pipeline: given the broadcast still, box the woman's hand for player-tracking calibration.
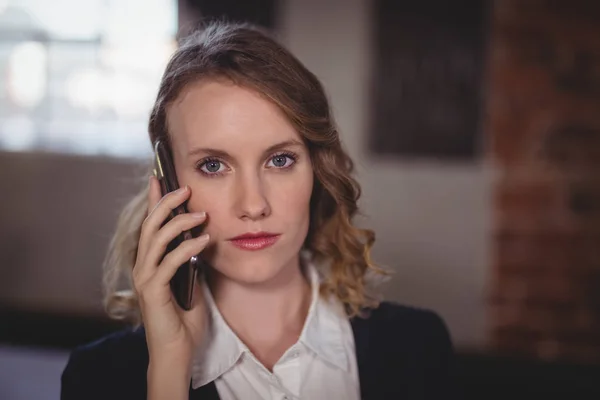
[133,176,209,399]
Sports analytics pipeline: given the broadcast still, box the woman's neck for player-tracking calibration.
[207,259,312,370]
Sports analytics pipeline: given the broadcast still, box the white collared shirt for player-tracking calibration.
[191,262,361,400]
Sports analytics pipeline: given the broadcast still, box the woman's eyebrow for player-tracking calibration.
[187,147,230,159]
[187,139,304,160]
[262,139,304,156]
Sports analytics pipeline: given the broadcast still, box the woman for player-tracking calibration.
[61,21,454,400]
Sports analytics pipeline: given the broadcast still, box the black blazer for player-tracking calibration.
[61,302,455,399]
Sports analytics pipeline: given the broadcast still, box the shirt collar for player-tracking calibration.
[191,279,245,389]
[190,259,350,389]
[298,262,350,372]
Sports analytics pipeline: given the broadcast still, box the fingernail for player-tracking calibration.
[197,233,210,242]
[176,185,188,194]
[192,212,206,219]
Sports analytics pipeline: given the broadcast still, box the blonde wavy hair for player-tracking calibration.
[103,20,390,325]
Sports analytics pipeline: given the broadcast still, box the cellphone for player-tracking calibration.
[152,139,205,310]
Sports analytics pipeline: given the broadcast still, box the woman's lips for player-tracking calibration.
[228,234,280,251]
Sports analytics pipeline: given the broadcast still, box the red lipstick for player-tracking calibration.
[228,232,280,251]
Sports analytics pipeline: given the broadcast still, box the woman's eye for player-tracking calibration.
[200,160,224,174]
[267,154,295,168]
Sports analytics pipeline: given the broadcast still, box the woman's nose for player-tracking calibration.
[234,173,271,221]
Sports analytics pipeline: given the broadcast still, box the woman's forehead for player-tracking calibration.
[166,80,302,158]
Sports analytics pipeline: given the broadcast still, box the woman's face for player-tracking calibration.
[166,80,313,285]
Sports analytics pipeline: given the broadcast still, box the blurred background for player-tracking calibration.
[1,0,600,398]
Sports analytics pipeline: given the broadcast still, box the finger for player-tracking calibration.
[153,234,210,286]
[137,176,163,259]
[144,212,207,271]
[138,184,190,261]
[148,175,162,214]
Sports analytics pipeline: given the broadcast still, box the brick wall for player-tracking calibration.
[488,0,600,362]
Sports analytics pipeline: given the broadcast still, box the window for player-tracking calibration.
[0,0,178,158]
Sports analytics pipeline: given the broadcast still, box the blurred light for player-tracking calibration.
[110,72,152,117]
[66,69,158,117]
[0,0,178,159]
[15,0,104,39]
[7,41,47,108]
[0,115,36,150]
[65,68,105,113]
[103,0,177,44]
[99,40,177,74]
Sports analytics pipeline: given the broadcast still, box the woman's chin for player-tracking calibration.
[209,257,294,287]
[210,262,274,284]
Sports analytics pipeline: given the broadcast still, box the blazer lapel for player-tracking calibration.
[351,314,375,400]
[189,381,221,400]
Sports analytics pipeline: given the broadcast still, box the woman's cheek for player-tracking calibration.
[187,186,226,231]
[280,169,313,209]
